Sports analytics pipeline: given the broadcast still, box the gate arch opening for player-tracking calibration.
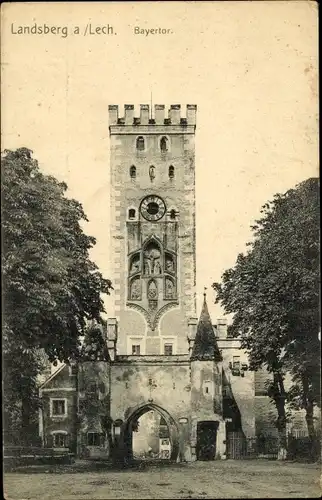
[123,403,180,462]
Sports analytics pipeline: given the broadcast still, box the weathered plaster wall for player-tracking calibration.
[110,356,191,423]
[77,362,111,458]
[190,360,222,420]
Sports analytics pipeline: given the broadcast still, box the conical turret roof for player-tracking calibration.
[191,291,223,362]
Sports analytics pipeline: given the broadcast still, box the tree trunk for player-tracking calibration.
[302,374,317,461]
[273,372,287,460]
[305,401,315,441]
[276,423,288,460]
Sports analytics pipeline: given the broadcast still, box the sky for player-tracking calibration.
[1,1,318,321]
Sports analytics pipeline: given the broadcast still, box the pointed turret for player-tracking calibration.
[191,290,222,362]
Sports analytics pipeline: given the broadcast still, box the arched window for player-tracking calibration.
[128,209,136,220]
[130,165,136,178]
[160,136,169,152]
[168,165,175,179]
[136,136,145,151]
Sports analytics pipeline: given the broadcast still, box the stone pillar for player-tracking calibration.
[216,420,227,459]
[107,318,118,360]
[190,416,198,461]
[217,318,228,338]
[178,419,192,462]
[187,317,198,355]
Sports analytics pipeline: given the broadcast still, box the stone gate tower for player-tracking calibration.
[108,104,197,356]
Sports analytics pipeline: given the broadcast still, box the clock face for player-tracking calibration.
[140,195,166,221]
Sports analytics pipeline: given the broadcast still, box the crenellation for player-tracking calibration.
[140,104,150,125]
[108,104,197,126]
[169,104,181,125]
[108,104,118,125]
[154,104,165,124]
[124,104,134,125]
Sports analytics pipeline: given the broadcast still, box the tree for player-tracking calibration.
[2,147,112,443]
[213,178,320,459]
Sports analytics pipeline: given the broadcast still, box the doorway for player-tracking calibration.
[123,403,179,462]
[196,421,219,460]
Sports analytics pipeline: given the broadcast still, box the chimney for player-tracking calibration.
[154,104,165,125]
[169,104,181,124]
[186,104,197,125]
[108,105,119,125]
[124,104,134,125]
[140,104,150,125]
[217,318,228,339]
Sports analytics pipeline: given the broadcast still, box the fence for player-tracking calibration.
[226,432,278,459]
[4,446,75,469]
[227,431,321,461]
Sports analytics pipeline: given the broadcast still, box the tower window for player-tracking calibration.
[136,136,145,151]
[128,209,136,220]
[132,344,141,355]
[168,165,175,179]
[130,165,136,178]
[164,343,173,356]
[160,136,169,152]
[170,209,176,220]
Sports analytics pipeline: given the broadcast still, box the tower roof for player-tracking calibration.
[191,291,223,362]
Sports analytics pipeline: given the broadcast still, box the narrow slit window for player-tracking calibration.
[130,165,136,178]
[128,209,136,220]
[170,209,176,220]
[203,381,212,396]
[164,343,173,356]
[168,165,175,179]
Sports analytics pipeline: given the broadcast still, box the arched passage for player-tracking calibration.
[122,403,180,462]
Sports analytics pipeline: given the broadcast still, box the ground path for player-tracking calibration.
[4,459,321,499]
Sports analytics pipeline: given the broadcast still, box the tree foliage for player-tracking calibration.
[2,147,112,362]
[2,147,112,443]
[213,178,320,449]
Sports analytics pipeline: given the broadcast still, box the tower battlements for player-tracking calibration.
[108,104,197,126]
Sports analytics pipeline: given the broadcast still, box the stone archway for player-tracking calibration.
[122,403,180,462]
